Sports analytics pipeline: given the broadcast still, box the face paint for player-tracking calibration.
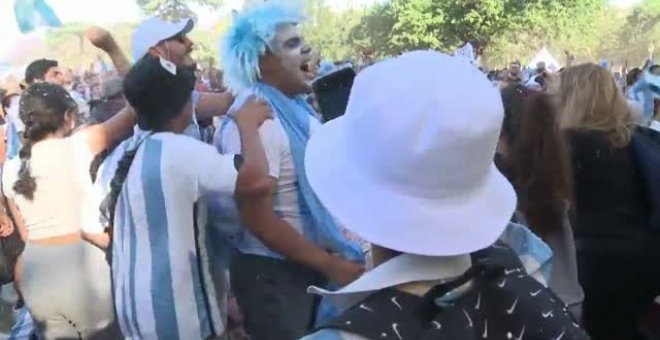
[268,23,314,95]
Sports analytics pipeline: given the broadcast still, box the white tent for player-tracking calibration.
[528,47,561,72]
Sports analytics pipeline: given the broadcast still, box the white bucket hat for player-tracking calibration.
[131,17,195,62]
[305,50,516,256]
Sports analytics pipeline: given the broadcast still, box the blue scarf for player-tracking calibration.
[253,83,364,263]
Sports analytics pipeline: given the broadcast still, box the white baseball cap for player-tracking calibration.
[131,17,195,62]
[305,51,516,256]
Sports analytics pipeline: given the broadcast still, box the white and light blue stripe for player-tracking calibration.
[112,136,224,339]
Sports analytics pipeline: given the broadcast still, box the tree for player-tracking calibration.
[350,0,437,58]
[351,0,604,60]
[617,0,660,65]
[46,23,88,54]
[136,0,223,20]
[302,0,366,61]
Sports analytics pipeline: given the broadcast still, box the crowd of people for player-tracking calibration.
[0,2,659,340]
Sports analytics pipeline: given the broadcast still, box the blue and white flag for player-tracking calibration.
[13,0,62,34]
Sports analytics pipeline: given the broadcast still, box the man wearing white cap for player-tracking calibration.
[81,18,235,250]
[131,17,196,69]
[300,51,589,340]
[130,17,234,138]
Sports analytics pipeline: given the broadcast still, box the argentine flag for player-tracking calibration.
[14,0,62,34]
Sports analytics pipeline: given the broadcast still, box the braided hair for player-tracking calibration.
[101,56,195,227]
[14,83,77,200]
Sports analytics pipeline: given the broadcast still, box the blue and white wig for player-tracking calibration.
[220,3,304,95]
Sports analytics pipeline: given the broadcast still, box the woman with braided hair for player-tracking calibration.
[1,81,135,339]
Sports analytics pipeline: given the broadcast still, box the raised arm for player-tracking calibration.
[195,91,235,119]
[85,26,132,77]
[76,105,136,156]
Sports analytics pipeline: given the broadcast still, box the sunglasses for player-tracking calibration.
[166,33,188,44]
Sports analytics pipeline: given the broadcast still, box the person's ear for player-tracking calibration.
[147,46,164,59]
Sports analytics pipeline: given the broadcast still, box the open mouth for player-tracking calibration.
[300,63,316,81]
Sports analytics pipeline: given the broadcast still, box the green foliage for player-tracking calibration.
[350,0,604,66]
[44,23,136,69]
[20,0,660,72]
[136,0,223,20]
[616,0,660,64]
[302,0,366,61]
[350,0,440,58]
[46,23,88,54]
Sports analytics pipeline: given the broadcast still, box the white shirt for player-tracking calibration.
[216,115,321,258]
[2,134,96,240]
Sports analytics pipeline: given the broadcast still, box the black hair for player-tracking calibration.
[14,83,77,200]
[101,56,195,227]
[123,56,196,132]
[25,59,58,85]
[1,93,19,111]
[627,68,642,87]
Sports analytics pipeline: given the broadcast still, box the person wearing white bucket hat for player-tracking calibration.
[301,51,589,340]
[307,50,515,256]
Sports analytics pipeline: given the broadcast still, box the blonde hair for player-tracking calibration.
[557,63,634,147]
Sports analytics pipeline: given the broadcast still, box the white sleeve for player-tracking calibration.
[195,143,239,196]
[221,119,284,180]
[68,132,97,174]
[2,158,20,199]
[258,119,285,179]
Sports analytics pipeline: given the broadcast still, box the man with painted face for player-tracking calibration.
[215,4,365,340]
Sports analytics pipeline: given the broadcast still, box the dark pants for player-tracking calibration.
[230,254,325,340]
[577,239,660,340]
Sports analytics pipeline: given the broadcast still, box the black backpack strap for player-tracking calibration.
[471,241,526,274]
[318,289,429,340]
